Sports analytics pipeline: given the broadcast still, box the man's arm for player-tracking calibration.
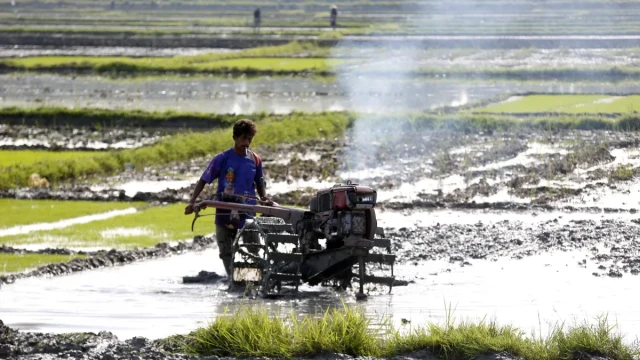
[253,156,271,204]
[185,154,222,214]
[257,183,267,199]
[184,179,206,215]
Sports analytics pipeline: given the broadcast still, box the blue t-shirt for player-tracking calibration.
[200,148,264,229]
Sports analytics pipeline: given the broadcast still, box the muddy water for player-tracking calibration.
[2,235,639,343]
[4,74,640,114]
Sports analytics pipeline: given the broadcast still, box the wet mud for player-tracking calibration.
[385,215,640,278]
[0,235,215,287]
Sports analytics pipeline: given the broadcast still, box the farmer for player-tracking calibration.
[253,7,261,32]
[330,5,338,29]
[184,119,272,277]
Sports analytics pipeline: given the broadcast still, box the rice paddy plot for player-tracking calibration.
[0,253,87,274]
[0,150,102,168]
[0,199,143,229]
[0,203,210,250]
[475,95,640,114]
[194,57,353,72]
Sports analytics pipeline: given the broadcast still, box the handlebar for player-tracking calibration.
[188,198,307,232]
[188,196,281,232]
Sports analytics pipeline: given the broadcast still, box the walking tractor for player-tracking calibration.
[190,182,407,300]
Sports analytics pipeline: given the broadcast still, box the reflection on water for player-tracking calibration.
[1,242,639,343]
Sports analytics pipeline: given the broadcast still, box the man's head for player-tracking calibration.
[232,119,257,153]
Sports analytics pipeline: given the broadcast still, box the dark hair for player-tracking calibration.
[233,119,257,138]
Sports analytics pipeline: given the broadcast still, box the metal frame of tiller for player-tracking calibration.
[190,183,404,300]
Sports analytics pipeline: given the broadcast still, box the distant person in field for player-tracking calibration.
[330,5,338,29]
[254,7,261,32]
[184,119,272,277]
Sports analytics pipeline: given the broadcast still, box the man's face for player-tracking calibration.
[233,133,254,151]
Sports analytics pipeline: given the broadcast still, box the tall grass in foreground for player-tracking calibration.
[180,303,640,360]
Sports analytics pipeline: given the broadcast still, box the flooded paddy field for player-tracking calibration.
[3,238,640,341]
[2,98,640,358]
[3,124,640,351]
[2,205,640,359]
[3,10,640,358]
[3,73,640,114]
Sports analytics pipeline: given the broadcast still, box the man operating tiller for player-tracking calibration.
[184,119,273,277]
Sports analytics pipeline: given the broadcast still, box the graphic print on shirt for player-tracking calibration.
[223,167,240,224]
[223,167,236,195]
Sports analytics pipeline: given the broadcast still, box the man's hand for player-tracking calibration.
[184,203,194,215]
[260,196,275,206]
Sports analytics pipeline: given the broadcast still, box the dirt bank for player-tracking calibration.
[0,124,170,150]
[3,33,640,50]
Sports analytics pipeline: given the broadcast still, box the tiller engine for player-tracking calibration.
[191,182,405,300]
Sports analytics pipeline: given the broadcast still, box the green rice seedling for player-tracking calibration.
[0,199,143,228]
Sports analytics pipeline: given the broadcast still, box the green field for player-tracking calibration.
[193,58,349,72]
[0,150,102,168]
[6,53,640,80]
[475,95,640,114]
[0,42,332,73]
[0,253,87,274]
[0,203,210,249]
[0,199,143,228]
[3,55,350,75]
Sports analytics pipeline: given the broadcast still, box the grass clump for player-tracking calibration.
[0,253,86,274]
[609,164,634,181]
[0,106,248,128]
[0,199,142,228]
[177,303,640,360]
[185,303,381,358]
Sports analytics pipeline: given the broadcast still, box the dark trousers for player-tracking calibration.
[216,226,237,277]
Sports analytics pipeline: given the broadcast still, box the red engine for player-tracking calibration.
[309,182,379,243]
